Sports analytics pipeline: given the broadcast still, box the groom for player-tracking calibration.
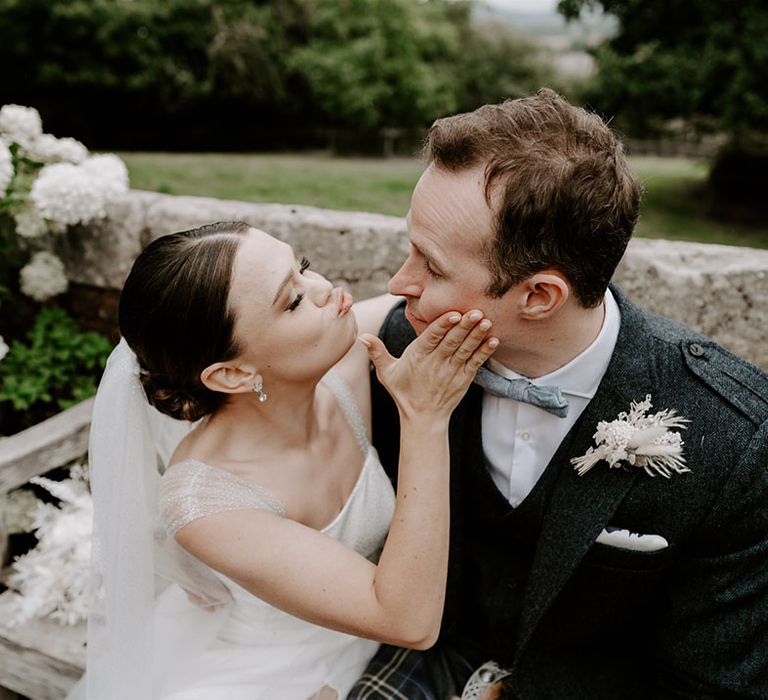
[349,89,768,699]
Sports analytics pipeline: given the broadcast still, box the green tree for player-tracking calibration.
[559,0,768,206]
[452,18,555,114]
[0,0,214,104]
[289,0,461,131]
[0,0,315,147]
[0,0,552,149]
[206,0,311,105]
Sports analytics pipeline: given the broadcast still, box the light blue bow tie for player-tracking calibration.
[474,365,569,418]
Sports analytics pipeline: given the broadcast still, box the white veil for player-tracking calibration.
[69,339,231,699]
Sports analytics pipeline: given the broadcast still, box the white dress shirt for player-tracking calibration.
[482,289,621,506]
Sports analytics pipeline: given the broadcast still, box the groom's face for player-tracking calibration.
[389,164,509,336]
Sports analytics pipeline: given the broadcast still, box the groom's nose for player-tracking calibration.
[388,256,421,298]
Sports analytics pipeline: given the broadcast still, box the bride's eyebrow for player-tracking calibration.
[271,266,294,305]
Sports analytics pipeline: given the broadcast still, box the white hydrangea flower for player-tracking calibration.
[0,334,9,362]
[13,201,48,238]
[0,104,43,149]
[6,467,94,627]
[30,162,107,226]
[19,251,69,302]
[0,138,12,194]
[27,133,88,164]
[81,153,129,199]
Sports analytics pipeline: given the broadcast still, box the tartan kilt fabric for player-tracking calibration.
[347,644,475,700]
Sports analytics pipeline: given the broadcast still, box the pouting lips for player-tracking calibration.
[336,288,354,316]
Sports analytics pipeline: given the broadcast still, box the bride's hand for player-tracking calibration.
[360,310,497,423]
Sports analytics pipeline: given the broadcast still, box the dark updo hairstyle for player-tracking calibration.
[119,221,252,421]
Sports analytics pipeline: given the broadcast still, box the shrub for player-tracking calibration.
[0,307,112,435]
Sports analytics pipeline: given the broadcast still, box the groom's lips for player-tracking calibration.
[404,304,426,327]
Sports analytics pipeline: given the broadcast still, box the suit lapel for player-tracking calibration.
[516,287,659,658]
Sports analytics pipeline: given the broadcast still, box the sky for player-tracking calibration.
[482,0,558,12]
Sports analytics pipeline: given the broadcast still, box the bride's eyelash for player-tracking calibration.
[285,258,310,311]
[287,292,304,312]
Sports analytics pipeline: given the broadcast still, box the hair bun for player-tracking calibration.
[138,371,212,422]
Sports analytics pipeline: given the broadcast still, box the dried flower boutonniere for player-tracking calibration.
[571,395,690,478]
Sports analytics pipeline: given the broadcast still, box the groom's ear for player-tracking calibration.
[518,271,569,320]
[200,362,259,395]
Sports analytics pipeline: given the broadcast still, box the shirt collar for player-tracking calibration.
[487,288,621,400]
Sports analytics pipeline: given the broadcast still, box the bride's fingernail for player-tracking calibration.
[479,320,491,331]
[357,336,371,348]
[448,314,461,323]
[489,338,499,348]
[469,311,482,321]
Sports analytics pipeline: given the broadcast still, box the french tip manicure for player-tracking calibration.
[448,314,461,323]
[489,338,499,348]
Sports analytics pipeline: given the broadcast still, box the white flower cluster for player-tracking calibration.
[29,154,129,230]
[13,202,47,239]
[6,465,94,627]
[0,104,42,150]
[31,163,107,226]
[0,334,8,362]
[0,138,12,194]
[19,251,69,301]
[0,104,86,165]
[26,134,88,165]
[0,103,130,300]
[81,153,130,198]
[571,394,690,478]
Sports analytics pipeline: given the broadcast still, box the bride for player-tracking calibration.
[74,221,497,699]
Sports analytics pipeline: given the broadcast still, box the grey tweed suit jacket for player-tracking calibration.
[371,285,768,699]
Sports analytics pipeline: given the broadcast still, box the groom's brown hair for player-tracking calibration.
[423,88,641,308]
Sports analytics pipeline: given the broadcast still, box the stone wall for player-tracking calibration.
[55,190,768,370]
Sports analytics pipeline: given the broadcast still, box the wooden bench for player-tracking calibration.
[0,591,84,700]
[0,399,93,699]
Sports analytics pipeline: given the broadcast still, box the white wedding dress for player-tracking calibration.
[151,372,396,700]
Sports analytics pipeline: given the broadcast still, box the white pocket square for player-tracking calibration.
[596,526,668,552]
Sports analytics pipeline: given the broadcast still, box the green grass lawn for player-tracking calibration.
[119,152,422,217]
[119,152,768,249]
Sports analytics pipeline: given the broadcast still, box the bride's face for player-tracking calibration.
[228,228,357,382]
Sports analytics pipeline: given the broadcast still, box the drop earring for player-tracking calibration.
[253,382,268,403]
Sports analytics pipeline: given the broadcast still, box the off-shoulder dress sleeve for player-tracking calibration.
[158,460,287,537]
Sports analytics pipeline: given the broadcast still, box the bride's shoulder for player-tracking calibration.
[161,454,213,491]
[158,458,287,539]
[353,293,401,337]
[165,421,211,471]
[332,293,401,400]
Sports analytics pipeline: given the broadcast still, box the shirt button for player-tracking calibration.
[689,343,705,357]
[520,432,532,441]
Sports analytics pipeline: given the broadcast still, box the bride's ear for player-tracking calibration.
[200,362,259,395]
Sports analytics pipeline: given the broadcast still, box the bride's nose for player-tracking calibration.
[308,274,334,305]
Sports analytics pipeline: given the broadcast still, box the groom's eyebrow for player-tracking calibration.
[412,240,448,274]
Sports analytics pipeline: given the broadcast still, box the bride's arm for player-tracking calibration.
[175,310,496,649]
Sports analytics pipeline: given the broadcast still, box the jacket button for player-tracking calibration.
[689,343,705,357]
